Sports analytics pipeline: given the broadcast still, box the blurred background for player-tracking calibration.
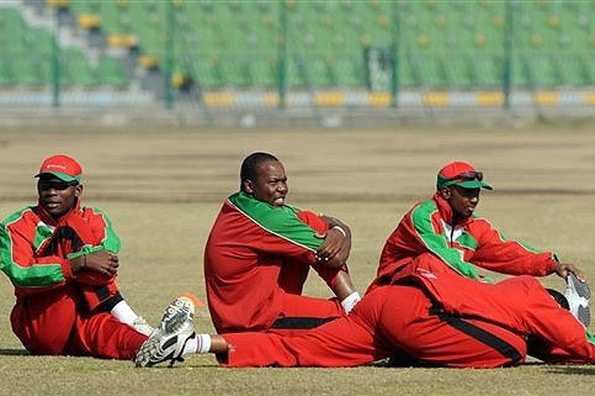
[1,0,593,128]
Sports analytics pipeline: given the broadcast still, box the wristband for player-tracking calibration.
[331,225,347,238]
[341,292,361,314]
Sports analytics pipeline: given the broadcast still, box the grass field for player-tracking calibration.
[1,125,595,395]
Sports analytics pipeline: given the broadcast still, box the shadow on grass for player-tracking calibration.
[545,366,595,376]
[0,348,29,356]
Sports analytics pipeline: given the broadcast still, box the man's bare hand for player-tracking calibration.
[71,251,119,277]
[554,262,586,282]
[316,228,351,269]
[313,215,352,268]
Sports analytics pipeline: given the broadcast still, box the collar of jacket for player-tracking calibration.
[432,192,473,228]
[35,198,82,227]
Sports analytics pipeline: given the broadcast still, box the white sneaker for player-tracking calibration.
[135,296,197,367]
[564,274,591,327]
[132,316,156,337]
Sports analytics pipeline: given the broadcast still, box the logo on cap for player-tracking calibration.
[45,164,68,171]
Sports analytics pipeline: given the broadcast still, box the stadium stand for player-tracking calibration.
[0,0,593,92]
[0,3,129,88]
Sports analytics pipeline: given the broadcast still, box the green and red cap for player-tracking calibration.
[436,161,493,190]
[34,154,82,184]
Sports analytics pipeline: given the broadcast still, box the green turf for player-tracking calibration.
[1,126,595,395]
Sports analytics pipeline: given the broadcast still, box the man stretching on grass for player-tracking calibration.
[137,269,595,368]
[203,152,360,334]
[0,154,195,365]
[370,160,589,325]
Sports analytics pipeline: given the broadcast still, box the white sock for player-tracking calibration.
[183,334,211,356]
[110,301,139,326]
[341,292,361,314]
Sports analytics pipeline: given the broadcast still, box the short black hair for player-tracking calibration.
[240,152,279,190]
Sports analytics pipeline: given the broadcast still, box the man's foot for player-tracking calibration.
[135,295,197,367]
[132,316,156,337]
[564,273,591,327]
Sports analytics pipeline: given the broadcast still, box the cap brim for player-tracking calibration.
[34,171,80,183]
[455,180,493,190]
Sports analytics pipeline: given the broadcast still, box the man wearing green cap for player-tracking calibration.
[368,161,588,323]
[0,154,159,358]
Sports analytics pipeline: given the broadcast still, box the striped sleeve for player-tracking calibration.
[0,213,72,293]
[411,201,481,280]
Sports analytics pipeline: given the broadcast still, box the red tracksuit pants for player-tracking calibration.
[220,279,595,368]
[10,285,147,359]
[266,260,345,332]
[220,285,528,368]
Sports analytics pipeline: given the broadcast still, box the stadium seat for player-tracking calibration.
[97,56,128,88]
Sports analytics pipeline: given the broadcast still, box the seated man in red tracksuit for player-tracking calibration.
[138,261,595,368]
[0,154,195,366]
[371,160,589,324]
[203,152,360,334]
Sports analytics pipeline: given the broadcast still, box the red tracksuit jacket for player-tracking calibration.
[0,200,120,305]
[372,192,559,289]
[204,191,341,333]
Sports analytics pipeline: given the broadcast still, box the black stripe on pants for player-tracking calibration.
[271,316,338,330]
[431,307,523,366]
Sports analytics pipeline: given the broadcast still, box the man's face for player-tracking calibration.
[443,186,480,220]
[245,160,288,206]
[37,176,82,219]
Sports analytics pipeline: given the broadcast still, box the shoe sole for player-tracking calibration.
[568,274,591,300]
[161,296,196,334]
[567,273,591,327]
[578,306,591,329]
